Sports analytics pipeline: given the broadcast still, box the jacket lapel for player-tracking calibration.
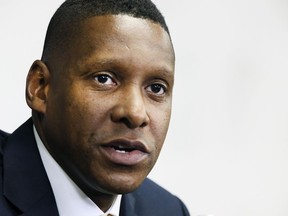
[120,193,138,216]
[2,119,59,215]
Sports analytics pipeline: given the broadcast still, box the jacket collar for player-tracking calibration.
[2,118,59,215]
[120,192,138,216]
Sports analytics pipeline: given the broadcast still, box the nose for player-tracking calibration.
[111,87,150,129]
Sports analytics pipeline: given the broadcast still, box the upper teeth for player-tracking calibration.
[114,145,133,152]
[115,149,127,153]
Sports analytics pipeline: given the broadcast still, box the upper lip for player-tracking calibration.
[102,139,149,153]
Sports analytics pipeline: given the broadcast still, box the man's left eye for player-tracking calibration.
[146,83,166,95]
[94,74,115,85]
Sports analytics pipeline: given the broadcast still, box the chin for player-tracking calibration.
[99,175,146,195]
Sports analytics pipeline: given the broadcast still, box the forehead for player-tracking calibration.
[78,14,171,45]
[68,15,175,69]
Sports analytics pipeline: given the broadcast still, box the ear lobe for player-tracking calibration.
[26,60,50,114]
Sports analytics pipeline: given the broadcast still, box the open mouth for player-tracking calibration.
[106,139,148,153]
[100,139,149,165]
[113,145,135,153]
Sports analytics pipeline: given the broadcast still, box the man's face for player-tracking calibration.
[41,15,175,195]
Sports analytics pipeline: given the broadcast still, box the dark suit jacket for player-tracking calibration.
[0,119,190,216]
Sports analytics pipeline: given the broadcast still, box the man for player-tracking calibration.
[0,0,189,215]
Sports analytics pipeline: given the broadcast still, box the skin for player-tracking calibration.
[26,15,175,212]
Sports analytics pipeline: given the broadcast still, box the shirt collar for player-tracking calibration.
[34,126,121,216]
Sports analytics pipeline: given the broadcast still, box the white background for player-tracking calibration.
[1,1,288,216]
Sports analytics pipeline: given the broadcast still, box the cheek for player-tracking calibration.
[151,106,172,148]
[66,92,109,127]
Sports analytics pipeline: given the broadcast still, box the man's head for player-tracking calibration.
[26,0,175,206]
[42,0,170,61]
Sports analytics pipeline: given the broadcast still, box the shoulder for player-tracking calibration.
[0,129,10,156]
[122,178,190,215]
[139,178,188,207]
[138,178,178,198]
[0,129,9,144]
[0,129,10,179]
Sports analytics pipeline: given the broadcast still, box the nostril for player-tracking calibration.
[140,121,148,128]
[119,118,132,128]
[118,117,148,129]
[110,98,150,128]
[115,112,149,129]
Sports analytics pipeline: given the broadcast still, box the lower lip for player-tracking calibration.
[100,146,148,166]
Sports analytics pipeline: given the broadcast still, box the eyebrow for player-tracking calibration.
[79,57,122,69]
[81,56,174,74]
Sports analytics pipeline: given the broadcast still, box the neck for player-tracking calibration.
[90,194,117,212]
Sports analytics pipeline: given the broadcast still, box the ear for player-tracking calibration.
[26,60,50,114]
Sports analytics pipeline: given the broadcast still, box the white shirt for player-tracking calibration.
[34,127,121,216]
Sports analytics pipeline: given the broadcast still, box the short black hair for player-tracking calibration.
[42,0,169,60]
